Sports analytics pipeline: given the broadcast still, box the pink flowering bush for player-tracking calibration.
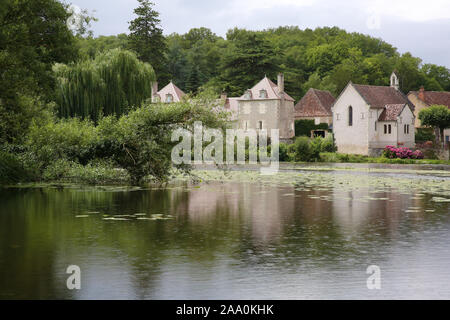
[383,146,424,159]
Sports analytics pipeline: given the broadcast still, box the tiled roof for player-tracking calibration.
[408,90,450,108]
[378,104,406,121]
[156,81,186,102]
[239,76,295,102]
[352,84,413,109]
[294,88,335,117]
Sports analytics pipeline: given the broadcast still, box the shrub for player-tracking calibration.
[290,137,313,162]
[382,146,424,159]
[27,117,99,170]
[416,128,435,143]
[0,150,31,184]
[295,120,329,137]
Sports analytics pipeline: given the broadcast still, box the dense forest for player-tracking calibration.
[78,26,450,101]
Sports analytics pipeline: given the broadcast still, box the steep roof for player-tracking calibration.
[352,84,413,109]
[239,76,295,102]
[155,81,186,102]
[378,104,407,121]
[294,88,335,117]
[408,90,450,108]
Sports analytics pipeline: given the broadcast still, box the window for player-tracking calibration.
[384,124,387,134]
[244,90,252,100]
[348,106,353,126]
[388,124,392,134]
[258,121,263,130]
[259,90,267,99]
[375,122,377,131]
[166,94,173,103]
[404,124,410,134]
[243,121,249,131]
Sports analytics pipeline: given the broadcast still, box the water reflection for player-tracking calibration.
[0,178,449,299]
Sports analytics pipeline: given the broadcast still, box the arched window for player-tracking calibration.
[348,106,353,126]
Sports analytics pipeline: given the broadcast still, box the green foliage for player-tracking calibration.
[418,105,450,145]
[77,34,129,59]
[289,136,336,162]
[289,137,313,162]
[26,91,228,185]
[0,150,31,184]
[42,159,129,184]
[128,0,169,84]
[0,0,78,143]
[27,117,99,170]
[415,128,435,143]
[218,30,279,96]
[54,49,156,121]
[318,152,449,164]
[295,120,329,137]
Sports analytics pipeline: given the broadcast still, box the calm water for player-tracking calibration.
[1,169,450,300]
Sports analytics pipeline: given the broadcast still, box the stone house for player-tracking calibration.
[223,74,295,141]
[332,72,416,156]
[294,88,335,126]
[152,81,186,103]
[407,88,450,144]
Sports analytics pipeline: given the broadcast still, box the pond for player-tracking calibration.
[0,167,449,299]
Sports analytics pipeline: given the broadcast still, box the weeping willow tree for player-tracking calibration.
[54,49,156,121]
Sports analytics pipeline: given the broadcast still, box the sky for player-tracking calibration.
[70,0,450,68]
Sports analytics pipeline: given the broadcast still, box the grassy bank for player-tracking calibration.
[318,152,450,165]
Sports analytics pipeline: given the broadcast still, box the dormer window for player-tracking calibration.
[259,90,267,99]
[166,94,173,103]
[244,90,252,100]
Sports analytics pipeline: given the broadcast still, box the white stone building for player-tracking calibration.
[332,72,416,156]
[152,81,186,103]
[223,73,295,141]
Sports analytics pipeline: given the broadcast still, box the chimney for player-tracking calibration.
[220,92,227,101]
[151,81,158,97]
[277,73,285,93]
[418,86,425,101]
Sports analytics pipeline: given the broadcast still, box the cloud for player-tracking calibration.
[364,0,450,22]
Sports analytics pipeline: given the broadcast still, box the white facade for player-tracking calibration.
[332,81,415,156]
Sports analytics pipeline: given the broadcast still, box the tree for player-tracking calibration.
[0,0,78,144]
[128,0,169,85]
[219,31,279,96]
[418,105,450,146]
[54,49,156,122]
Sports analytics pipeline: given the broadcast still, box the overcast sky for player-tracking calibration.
[70,0,450,68]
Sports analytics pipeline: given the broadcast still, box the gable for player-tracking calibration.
[295,88,334,117]
[332,82,368,113]
[241,77,295,102]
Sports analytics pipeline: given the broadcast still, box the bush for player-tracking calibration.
[416,128,435,143]
[42,159,130,185]
[27,117,99,170]
[289,137,313,162]
[382,146,424,159]
[295,119,329,137]
[0,150,31,184]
